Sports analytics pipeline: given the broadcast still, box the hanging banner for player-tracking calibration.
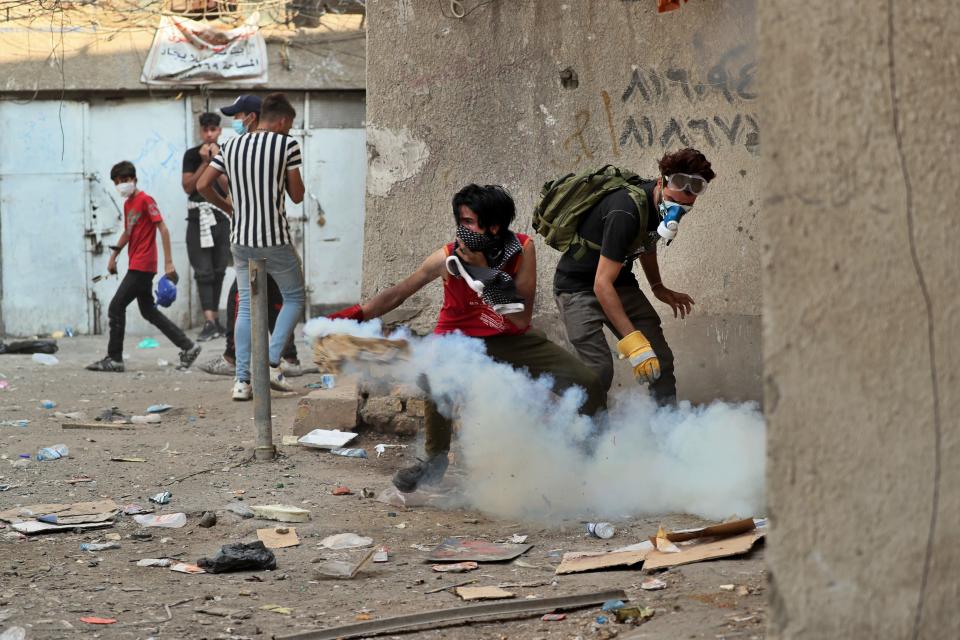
[141,12,268,85]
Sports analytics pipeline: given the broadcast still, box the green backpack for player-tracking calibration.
[532,165,651,260]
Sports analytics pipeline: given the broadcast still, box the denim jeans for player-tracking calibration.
[231,243,305,383]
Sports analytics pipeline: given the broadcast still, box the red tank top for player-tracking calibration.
[434,234,531,338]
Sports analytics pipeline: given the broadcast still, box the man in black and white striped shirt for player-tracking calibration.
[198,93,306,401]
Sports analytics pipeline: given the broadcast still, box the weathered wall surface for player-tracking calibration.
[762,0,960,637]
[365,0,761,403]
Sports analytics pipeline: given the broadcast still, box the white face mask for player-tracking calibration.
[116,182,136,198]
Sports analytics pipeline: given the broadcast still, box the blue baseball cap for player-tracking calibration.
[221,95,262,116]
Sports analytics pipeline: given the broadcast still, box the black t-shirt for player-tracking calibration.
[553,181,659,293]
[182,144,227,204]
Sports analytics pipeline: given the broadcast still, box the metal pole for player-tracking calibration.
[250,258,275,461]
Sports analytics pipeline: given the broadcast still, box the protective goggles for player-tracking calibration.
[665,173,708,195]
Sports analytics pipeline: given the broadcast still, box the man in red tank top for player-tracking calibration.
[329,185,606,493]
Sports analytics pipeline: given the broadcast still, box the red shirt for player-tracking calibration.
[124,191,163,273]
[434,234,531,338]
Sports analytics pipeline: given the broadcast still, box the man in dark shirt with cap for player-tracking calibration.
[182,112,231,341]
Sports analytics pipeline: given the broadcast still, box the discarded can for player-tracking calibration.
[149,491,172,505]
[36,444,69,461]
[40,400,57,409]
[329,447,368,458]
[65,326,75,337]
[586,522,615,539]
[320,374,336,389]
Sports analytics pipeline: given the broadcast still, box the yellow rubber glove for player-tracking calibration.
[617,330,661,384]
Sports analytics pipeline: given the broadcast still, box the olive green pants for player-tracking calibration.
[423,329,606,456]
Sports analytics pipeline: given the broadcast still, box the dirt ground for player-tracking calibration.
[0,335,765,640]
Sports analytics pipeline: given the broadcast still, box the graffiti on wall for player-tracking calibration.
[555,44,759,167]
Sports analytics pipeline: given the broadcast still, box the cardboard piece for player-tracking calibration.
[0,500,118,524]
[455,586,515,601]
[428,538,533,563]
[257,527,300,549]
[643,530,765,571]
[12,520,114,535]
[649,518,756,545]
[312,334,410,373]
[555,549,649,575]
[170,562,206,574]
[297,429,358,450]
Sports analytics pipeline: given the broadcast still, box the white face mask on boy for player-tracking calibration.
[116,182,136,198]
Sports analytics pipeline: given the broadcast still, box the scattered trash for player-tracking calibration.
[198,512,217,528]
[555,544,651,575]
[428,538,533,563]
[456,586,515,601]
[586,522,615,539]
[332,486,354,496]
[330,447,368,458]
[0,626,26,640]
[0,485,14,492]
[0,380,9,390]
[508,534,529,544]
[375,443,407,457]
[80,542,121,552]
[121,504,149,515]
[1,339,58,355]
[541,613,566,621]
[40,400,57,409]
[595,615,608,624]
[601,600,625,612]
[31,353,59,366]
[260,604,293,615]
[170,562,205,574]
[63,421,134,431]
[133,513,187,528]
[36,444,69,461]
[360,488,376,499]
[198,541,277,573]
[281,435,300,445]
[226,502,254,519]
[157,358,170,367]
[432,562,478,573]
[137,338,159,349]
[110,457,147,463]
[320,533,373,550]
[96,407,131,423]
[735,585,750,596]
[640,577,667,591]
[257,527,300,549]
[149,491,172,505]
[373,546,389,563]
[146,404,172,414]
[250,504,311,523]
[613,606,655,625]
[80,617,117,625]
[0,420,29,429]
[719,584,735,591]
[0,500,118,535]
[131,414,162,424]
[297,428,358,450]
[136,558,173,568]
[54,411,86,420]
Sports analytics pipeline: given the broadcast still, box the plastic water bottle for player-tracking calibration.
[586,522,615,539]
[329,447,368,458]
[320,374,336,389]
[36,444,69,461]
[40,400,57,409]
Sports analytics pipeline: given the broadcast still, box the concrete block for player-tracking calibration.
[392,414,422,437]
[291,382,360,436]
[405,398,427,417]
[360,395,402,431]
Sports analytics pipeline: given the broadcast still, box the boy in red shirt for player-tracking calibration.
[86,161,201,372]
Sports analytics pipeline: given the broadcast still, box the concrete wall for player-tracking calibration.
[364,0,761,403]
[762,1,960,637]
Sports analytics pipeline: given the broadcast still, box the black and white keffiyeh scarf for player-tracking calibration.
[446,226,525,314]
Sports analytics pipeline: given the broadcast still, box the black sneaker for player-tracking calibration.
[178,343,202,369]
[197,320,218,342]
[214,319,227,338]
[86,357,125,373]
[392,453,449,493]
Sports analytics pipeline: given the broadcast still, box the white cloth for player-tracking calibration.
[197,203,218,249]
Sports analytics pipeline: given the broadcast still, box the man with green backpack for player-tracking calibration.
[533,148,715,403]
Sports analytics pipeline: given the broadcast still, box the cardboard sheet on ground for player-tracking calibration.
[456,586,515,601]
[643,530,765,571]
[297,429,358,450]
[313,334,410,373]
[555,542,653,575]
[0,500,118,526]
[428,538,533,563]
[649,518,756,545]
[257,527,300,549]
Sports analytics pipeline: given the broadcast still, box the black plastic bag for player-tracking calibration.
[0,339,58,355]
[197,541,276,573]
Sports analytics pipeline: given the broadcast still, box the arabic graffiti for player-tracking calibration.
[553,44,759,166]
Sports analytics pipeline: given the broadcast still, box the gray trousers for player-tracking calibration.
[555,286,676,403]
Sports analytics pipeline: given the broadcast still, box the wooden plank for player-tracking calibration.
[61,422,134,431]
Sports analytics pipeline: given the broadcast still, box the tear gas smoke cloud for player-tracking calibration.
[305,318,766,523]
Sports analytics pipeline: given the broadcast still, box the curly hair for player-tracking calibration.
[658,148,716,182]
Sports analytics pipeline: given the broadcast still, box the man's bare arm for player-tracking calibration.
[504,241,536,330]
[286,168,305,204]
[594,256,635,338]
[362,249,447,320]
[197,165,233,215]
